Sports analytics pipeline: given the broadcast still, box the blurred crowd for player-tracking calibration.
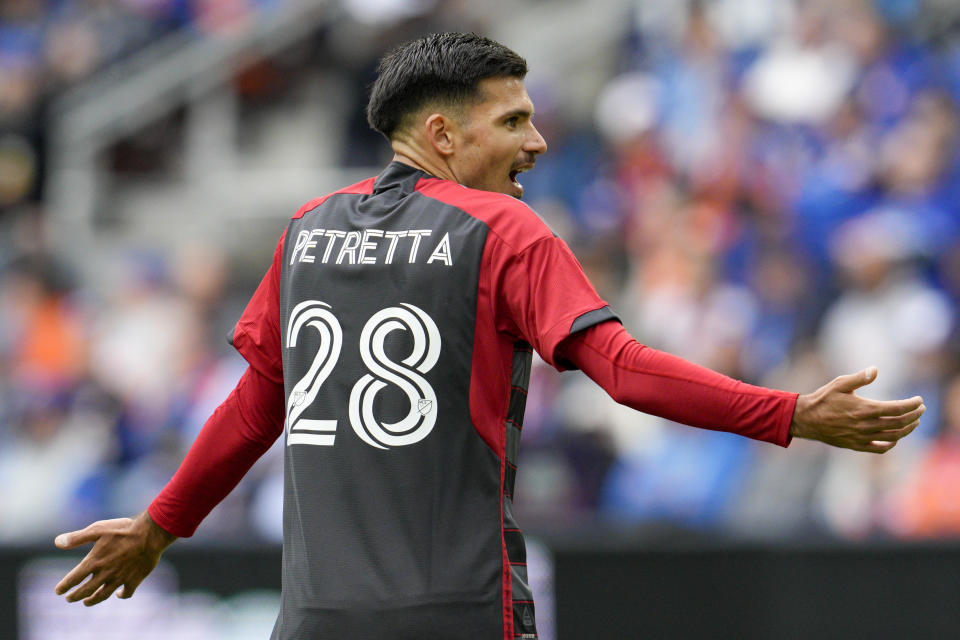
[0,0,288,214]
[4,0,960,545]
[514,0,960,541]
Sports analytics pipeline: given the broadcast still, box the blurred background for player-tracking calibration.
[4,0,960,637]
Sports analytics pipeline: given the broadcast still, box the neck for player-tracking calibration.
[390,143,459,184]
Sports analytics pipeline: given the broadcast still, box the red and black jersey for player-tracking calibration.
[233,162,616,639]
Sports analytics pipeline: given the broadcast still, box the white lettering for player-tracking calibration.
[290,230,310,265]
[384,231,407,264]
[427,232,453,266]
[359,229,384,265]
[337,231,362,264]
[300,228,325,264]
[322,230,347,263]
[291,227,454,267]
[407,230,432,264]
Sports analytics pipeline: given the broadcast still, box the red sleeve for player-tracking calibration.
[497,234,615,370]
[559,320,797,447]
[231,230,286,385]
[148,365,285,537]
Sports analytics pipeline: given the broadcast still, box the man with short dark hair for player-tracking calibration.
[55,33,924,640]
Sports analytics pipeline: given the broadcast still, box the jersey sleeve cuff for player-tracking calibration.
[546,305,620,371]
[775,391,799,448]
[570,305,619,334]
[147,500,197,539]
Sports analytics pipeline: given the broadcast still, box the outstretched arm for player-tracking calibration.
[559,321,923,451]
[54,364,286,605]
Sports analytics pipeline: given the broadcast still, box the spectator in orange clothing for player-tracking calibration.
[2,258,86,390]
[887,374,960,538]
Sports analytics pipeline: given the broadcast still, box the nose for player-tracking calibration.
[525,124,548,156]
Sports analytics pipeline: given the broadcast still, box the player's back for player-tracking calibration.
[274,162,530,639]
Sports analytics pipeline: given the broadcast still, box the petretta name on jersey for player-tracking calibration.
[288,227,454,267]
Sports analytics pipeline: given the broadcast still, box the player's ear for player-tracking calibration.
[425,113,455,157]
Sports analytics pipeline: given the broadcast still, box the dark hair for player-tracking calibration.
[366,32,528,140]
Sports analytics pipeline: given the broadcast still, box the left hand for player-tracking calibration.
[789,367,925,453]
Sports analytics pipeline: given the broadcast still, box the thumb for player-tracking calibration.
[834,367,878,393]
[54,522,105,549]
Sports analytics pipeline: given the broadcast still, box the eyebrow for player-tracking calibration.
[499,108,533,121]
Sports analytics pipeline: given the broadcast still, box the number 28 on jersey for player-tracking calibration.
[285,300,441,450]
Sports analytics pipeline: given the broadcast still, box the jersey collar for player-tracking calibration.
[373,161,432,195]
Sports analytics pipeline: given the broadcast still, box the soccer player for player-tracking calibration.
[54,33,925,640]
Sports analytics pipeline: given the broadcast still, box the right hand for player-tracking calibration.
[54,511,178,606]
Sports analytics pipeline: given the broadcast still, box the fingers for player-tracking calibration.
[863,405,927,433]
[84,578,124,607]
[55,557,95,596]
[54,518,126,550]
[840,435,898,454]
[844,420,921,454]
[804,370,926,453]
[63,571,106,603]
[833,367,878,393]
[54,515,163,607]
[868,420,921,443]
[58,561,147,605]
[118,574,145,599]
[54,519,121,598]
[867,396,925,418]
[54,527,96,550]
[859,440,898,454]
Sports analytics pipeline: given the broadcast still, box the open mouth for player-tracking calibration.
[509,164,533,189]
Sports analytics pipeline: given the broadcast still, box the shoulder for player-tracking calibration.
[291,176,377,220]
[413,176,554,253]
